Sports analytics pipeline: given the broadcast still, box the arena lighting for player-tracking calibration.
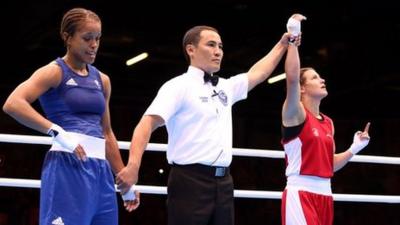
[268,73,286,84]
[126,52,149,66]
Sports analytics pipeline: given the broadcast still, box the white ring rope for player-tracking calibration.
[1,133,399,204]
[1,178,399,203]
[1,134,399,164]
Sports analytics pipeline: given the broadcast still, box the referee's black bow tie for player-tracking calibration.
[203,72,219,86]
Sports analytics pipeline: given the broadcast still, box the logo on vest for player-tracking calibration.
[66,78,78,86]
[312,128,319,137]
[94,80,101,89]
[52,217,64,225]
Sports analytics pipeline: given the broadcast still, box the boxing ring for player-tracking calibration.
[1,133,399,204]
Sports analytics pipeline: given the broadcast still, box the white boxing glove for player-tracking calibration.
[349,131,370,155]
[287,17,301,37]
[121,185,137,201]
[47,123,79,152]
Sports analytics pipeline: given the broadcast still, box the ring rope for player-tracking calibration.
[0,178,399,203]
[1,134,399,164]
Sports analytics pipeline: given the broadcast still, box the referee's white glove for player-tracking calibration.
[349,131,370,155]
[121,185,137,201]
[47,123,79,152]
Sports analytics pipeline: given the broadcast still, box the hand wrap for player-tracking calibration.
[121,185,137,201]
[287,17,301,36]
[47,124,79,152]
[349,131,370,155]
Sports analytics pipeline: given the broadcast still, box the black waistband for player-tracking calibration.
[171,163,229,177]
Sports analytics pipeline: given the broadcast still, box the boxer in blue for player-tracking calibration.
[3,7,139,225]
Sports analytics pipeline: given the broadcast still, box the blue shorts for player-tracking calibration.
[39,151,118,225]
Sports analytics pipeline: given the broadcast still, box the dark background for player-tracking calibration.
[1,0,399,224]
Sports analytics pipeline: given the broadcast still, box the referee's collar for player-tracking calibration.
[187,66,211,84]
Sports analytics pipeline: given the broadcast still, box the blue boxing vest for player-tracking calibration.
[39,57,105,138]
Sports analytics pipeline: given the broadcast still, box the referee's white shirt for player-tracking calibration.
[145,66,248,167]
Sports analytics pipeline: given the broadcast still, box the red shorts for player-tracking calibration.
[282,188,333,225]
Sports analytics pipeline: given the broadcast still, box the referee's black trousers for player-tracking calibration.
[167,164,234,225]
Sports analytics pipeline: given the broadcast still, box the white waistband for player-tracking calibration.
[49,132,106,160]
[286,175,332,195]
